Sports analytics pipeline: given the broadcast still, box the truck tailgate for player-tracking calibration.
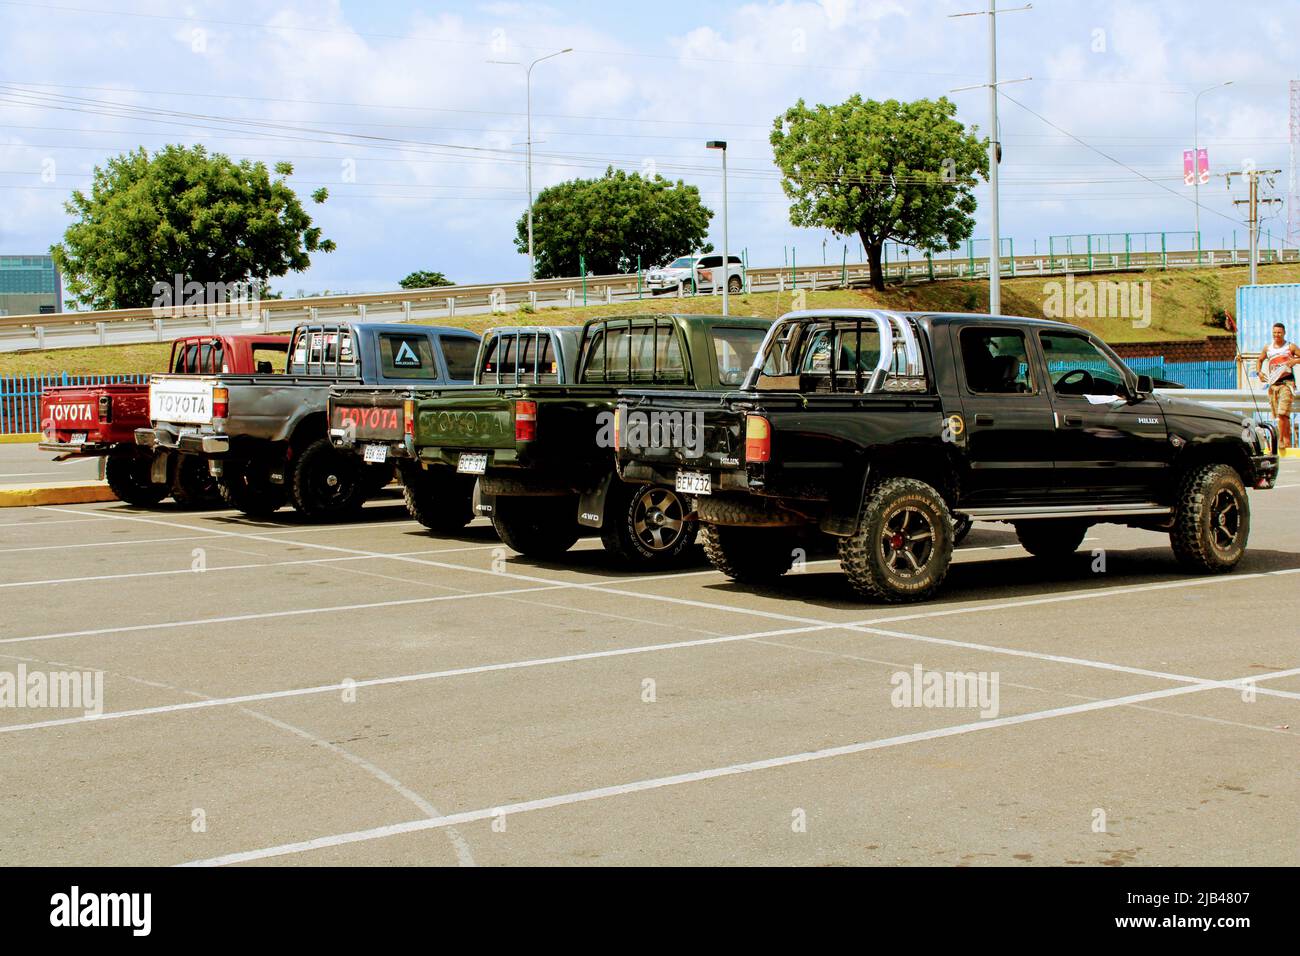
[619,391,749,471]
[416,391,517,451]
[41,384,149,444]
[330,389,408,442]
[150,376,218,425]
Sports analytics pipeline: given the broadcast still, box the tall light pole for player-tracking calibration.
[491,47,572,281]
[950,1,1030,317]
[1193,81,1233,256]
[707,140,729,316]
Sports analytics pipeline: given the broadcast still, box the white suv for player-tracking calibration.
[646,254,744,295]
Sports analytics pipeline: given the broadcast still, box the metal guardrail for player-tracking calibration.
[2,246,1295,354]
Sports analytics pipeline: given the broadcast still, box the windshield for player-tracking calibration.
[667,257,695,269]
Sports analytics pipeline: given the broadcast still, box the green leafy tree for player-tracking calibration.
[51,145,335,310]
[518,167,712,278]
[399,270,454,289]
[770,95,987,291]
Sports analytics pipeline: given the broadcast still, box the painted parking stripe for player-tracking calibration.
[177,664,1300,867]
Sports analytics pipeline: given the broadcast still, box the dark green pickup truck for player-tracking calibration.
[409,313,772,564]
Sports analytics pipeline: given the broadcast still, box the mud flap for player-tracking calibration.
[820,464,871,537]
[472,480,495,517]
[577,471,614,528]
[149,451,171,486]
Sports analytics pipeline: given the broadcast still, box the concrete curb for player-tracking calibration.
[0,482,117,508]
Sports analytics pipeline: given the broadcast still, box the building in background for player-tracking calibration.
[0,255,62,316]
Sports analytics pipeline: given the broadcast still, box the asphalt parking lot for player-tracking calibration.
[1,466,1297,867]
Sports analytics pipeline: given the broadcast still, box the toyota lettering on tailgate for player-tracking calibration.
[157,393,210,415]
[48,403,95,424]
[334,405,401,437]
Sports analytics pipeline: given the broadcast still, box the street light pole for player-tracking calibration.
[525,48,572,282]
[1193,81,1232,257]
[707,140,729,316]
[494,48,573,281]
[986,0,1001,315]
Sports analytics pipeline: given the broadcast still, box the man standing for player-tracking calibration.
[1259,322,1300,450]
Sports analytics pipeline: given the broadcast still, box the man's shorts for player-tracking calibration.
[1269,382,1295,417]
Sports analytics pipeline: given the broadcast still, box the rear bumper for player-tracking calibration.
[38,441,115,457]
[135,427,229,455]
[331,430,415,460]
[618,458,752,493]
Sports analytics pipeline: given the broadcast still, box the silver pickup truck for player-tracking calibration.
[136,321,479,519]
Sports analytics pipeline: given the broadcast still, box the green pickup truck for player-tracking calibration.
[409,313,772,564]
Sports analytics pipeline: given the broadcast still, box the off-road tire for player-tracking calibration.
[291,437,365,520]
[170,454,221,509]
[491,494,580,558]
[1169,464,1249,573]
[105,453,166,507]
[839,477,954,603]
[701,525,800,583]
[218,454,287,518]
[1014,519,1090,559]
[401,463,474,533]
[600,481,697,565]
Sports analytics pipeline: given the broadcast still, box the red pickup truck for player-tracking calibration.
[39,334,288,506]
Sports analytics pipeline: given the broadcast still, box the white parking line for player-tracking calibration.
[0,545,499,590]
[177,664,1300,866]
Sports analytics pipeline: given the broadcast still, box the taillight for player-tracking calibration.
[98,394,112,423]
[213,386,229,420]
[613,405,623,449]
[515,400,537,442]
[404,399,415,436]
[745,415,770,463]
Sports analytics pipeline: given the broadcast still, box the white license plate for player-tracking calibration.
[457,452,487,475]
[70,433,87,445]
[675,471,712,495]
[363,443,389,464]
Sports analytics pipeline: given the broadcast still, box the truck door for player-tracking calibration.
[1035,330,1169,501]
[954,324,1057,505]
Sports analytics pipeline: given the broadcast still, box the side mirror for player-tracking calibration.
[1133,374,1154,397]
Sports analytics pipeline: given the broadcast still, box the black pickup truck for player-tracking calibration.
[410,313,772,564]
[616,309,1280,602]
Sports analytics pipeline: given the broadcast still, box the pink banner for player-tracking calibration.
[1197,148,1209,185]
[1183,149,1194,186]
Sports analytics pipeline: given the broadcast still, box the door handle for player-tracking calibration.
[1062,414,1083,426]
[974,414,994,426]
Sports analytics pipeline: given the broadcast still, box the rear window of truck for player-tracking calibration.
[440,335,479,381]
[378,333,437,380]
[252,344,287,374]
[580,324,686,384]
[713,327,766,386]
[481,333,559,383]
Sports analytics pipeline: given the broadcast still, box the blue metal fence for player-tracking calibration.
[0,373,147,435]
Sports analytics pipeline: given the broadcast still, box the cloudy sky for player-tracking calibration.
[0,0,1294,297]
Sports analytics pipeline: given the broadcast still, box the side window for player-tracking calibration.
[252,346,286,374]
[960,328,1034,394]
[379,333,436,380]
[1038,332,1126,397]
[712,327,766,386]
[697,256,720,268]
[439,335,479,381]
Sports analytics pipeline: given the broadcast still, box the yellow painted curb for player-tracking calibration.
[0,484,117,508]
[1282,448,1300,459]
[0,433,42,444]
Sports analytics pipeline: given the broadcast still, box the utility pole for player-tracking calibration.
[706,141,729,315]
[950,2,1031,316]
[1227,168,1282,284]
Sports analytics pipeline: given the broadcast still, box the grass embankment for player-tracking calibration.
[5,260,1294,376]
